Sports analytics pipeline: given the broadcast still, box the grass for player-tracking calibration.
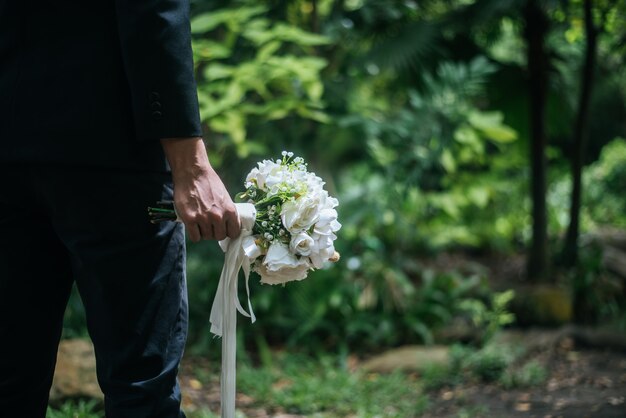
[46,399,103,418]
[219,353,427,417]
[421,341,547,391]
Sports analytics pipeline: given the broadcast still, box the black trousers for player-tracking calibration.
[0,164,188,418]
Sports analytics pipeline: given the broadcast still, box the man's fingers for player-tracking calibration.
[198,221,214,240]
[186,223,202,242]
[211,215,227,241]
[225,212,241,239]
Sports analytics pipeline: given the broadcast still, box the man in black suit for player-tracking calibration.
[0,1,239,416]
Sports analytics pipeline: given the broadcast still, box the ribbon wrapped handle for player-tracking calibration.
[208,202,257,418]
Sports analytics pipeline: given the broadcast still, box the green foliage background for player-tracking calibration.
[61,0,626,353]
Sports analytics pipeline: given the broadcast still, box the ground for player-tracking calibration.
[178,333,626,418]
[174,249,626,418]
[422,345,626,418]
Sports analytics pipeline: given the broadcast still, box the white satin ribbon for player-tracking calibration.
[209,202,259,418]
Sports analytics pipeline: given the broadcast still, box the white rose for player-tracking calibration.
[324,195,339,209]
[309,232,336,269]
[313,208,342,235]
[289,232,315,256]
[248,159,281,190]
[257,242,311,285]
[305,172,325,194]
[263,242,303,271]
[264,165,290,194]
[255,262,310,285]
[281,194,322,233]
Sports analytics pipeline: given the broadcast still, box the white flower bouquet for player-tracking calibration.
[238,151,341,284]
[149,151,341,284]
[148,152,340,418]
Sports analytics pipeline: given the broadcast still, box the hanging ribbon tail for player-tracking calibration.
[209,203,258,336]
[208,203,258,418]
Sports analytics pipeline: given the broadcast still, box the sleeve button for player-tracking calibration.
[150,92,160,101]
[152,111,163,120]
[150,102,162,110]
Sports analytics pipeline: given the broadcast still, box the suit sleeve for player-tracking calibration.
[114,0,202,141]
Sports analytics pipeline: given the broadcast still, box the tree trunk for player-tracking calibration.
[525,0,550,281]
[562,0,598,267]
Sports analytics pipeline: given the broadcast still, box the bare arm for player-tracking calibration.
[160,137,241,242]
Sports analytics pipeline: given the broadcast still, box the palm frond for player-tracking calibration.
[364,20,441,72]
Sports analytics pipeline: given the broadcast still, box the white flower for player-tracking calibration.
[309,232,336,269]
[255,262,310,285]
[281,194,322,233]
[314,208,342,235]
[265,169,292,195]
[245,159,281,190]
[304,172,325,194]
[289,232,315,256]
[257,243,311,285]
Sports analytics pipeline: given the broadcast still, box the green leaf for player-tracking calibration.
[191,7,268,34]
[440,149,456,173]
[271,23,331,46]
[191,13,225,34]
[468,186,490,208]
[468,111,518,143]
[454,125,484,154]
[209,111,246,144]
[193,40,231,61]
[437,194,462,219]
[303,80,324,102]
[296,107,331,123]
[203,63,234,81]
[256,40,282,61]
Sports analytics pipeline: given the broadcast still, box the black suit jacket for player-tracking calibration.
[0,0,202,170]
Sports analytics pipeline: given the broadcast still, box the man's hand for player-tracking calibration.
[160,137,241,242]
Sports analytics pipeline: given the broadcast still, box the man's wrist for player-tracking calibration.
[160,137,213,178]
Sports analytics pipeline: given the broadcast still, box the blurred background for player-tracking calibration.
[54,1,626,417]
